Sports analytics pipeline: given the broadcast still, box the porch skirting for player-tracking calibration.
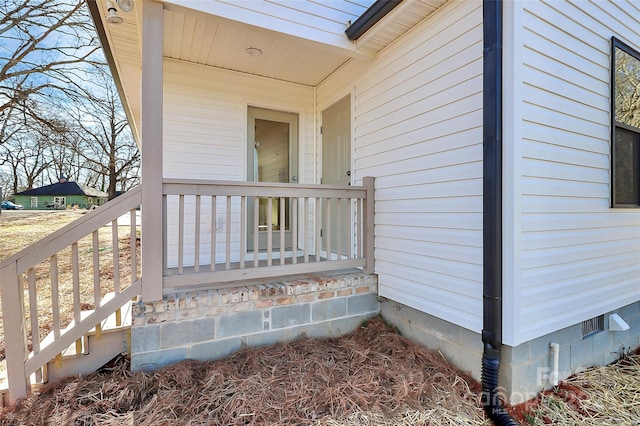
[130,273,378,371]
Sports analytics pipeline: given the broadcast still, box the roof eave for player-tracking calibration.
[345,0,402,41]
[86,0,140,146]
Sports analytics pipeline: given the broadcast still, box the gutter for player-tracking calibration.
[481,1,518,425]
[345,0,402,40]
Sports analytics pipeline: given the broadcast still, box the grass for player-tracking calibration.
[0,210,139,359]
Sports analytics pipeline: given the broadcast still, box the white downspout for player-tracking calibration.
[550,342,560,386]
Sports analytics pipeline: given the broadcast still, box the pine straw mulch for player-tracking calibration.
[0,318,490,426]
[2,319,640,426]
[514,351,640,425]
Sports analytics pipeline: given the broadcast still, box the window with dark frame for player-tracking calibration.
[612,37,640,207]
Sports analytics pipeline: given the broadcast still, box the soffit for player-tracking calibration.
[354,0,450,54]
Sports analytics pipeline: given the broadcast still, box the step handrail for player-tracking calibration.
[0,186,142,404]
[1,186,142,274]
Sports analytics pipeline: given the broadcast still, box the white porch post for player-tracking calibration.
[141,0,163,302]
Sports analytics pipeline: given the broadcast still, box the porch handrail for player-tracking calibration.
[0,187,142,273]
[0,186,142,404]
[162,177,374,291]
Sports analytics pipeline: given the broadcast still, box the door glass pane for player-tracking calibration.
[255,119,290,231]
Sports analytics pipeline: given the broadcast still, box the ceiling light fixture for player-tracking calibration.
[106,0,123,24]
[117,0,134,12]
[245,47,263,57]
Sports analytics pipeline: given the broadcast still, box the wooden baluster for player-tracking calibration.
[112,220,120,293]
[357,197,363,259]
[130,209,138,282]
[326,198,332,261]
[279,197,285,265]
[91,231,102,340]
[50,255,64,367]
[226,196,231,270]
[27,268,42,382]
[92,231,101,307]
[254,197,259,267]
[194,195,201,273]
[267,197,273,266]
[315,198,321,262]
[240,196,246,269]
[112,219,121,327]
[292,197,298,264]
[71,242,82,354]
[304,197,309,263]
[211,195,216,271]
[337,197,342,260]
[178,194,184,274]
[50,256,61,340]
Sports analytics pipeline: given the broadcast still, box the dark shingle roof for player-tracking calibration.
[16,181,108,198]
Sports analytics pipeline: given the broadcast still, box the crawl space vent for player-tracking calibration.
[582,315,604,338]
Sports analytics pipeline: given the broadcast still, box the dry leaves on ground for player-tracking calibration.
[0,318,489,426]
[520,353,640,425]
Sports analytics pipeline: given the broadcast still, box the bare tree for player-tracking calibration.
[615,47,640,129]
[0,0,103,144]
[0,126,52,193]
[68,69,140,199]
[0,0,139,199]
[42,117,85,182]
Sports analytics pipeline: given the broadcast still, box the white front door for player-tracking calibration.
[247,107,299,251]
[322,96,351,257]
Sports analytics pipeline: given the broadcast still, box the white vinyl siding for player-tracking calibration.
[163,59,315,267]
[319,0,484,332]
[164,59,314,181]
[505,0,640,345]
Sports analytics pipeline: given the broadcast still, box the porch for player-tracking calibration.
[0,177,375,404]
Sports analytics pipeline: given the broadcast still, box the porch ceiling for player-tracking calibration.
[91,0,451,141]
[162,5,350,87]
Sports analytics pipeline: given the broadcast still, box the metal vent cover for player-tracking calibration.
[582,315,604,338]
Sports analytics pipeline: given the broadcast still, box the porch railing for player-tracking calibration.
[0,178,374,403]
[162,177,374,291]
[0,187,142,403]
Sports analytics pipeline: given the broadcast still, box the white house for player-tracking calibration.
[1,0,639,416]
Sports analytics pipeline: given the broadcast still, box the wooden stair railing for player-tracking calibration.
[0,186,142,404]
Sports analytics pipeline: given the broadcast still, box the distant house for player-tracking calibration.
[14,177,108,210]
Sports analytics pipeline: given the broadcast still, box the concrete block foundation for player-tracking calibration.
[130,273,378,372]
[381,299,640,403]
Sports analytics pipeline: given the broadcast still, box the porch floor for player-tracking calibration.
[163,253,364,290]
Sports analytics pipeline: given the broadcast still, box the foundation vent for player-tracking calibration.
[582,315,604,338]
